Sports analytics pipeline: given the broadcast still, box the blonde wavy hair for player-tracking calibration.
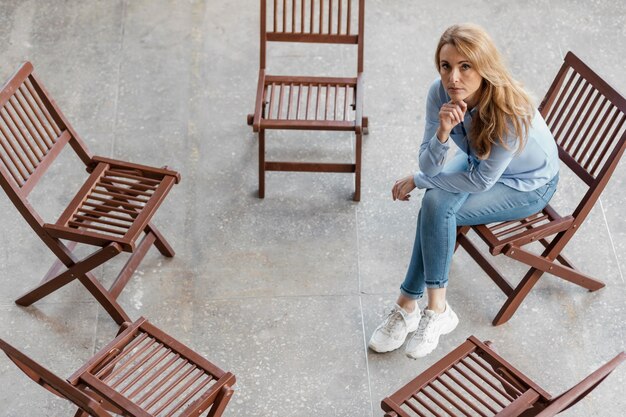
[435,24,534,159]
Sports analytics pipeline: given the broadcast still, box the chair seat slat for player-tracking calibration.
[451,364,508,408]
[421,388,457,417]
[460,358,516,402]
[77,207,136,223]
[135,359,189,406]
[436,376,491,417]
[467,354,524,396]
[97,181,154,197]
[492,214,549,238]
[105,169,162,185]
[119,347,173,395]
[100,176,157,191]
[143,364,197,411]
[110,341,164,389]
[72,214,133,230]
[91,188,150,204]
[428,382,477,417]
[409,395,435,417]
[167,375,214,417]
[155,369,205,416]
[81,200,141,217]
[443,370,498,414]
[126,352,180,400]
[95,334,150,379]
[85,195,144,211]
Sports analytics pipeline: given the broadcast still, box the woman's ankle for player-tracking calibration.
[396,295,417,313]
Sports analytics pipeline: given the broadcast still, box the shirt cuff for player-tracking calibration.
[428,133,450,163]
[413,172,427,189]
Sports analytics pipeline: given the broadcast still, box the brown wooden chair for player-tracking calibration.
[0,62,181,325]
[0,317,236,417]
[456,51,626,326]
[247,0,368,201]
[382,336,625,417]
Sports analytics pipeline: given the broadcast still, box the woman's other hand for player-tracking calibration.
[392,175,417,201]
[436,100,467,142]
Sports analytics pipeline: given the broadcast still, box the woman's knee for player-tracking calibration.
[421,188,462,219]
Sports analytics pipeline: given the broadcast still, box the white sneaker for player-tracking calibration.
[405,303,459,359]
[368,304,421,353]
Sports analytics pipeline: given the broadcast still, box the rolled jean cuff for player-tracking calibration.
[400,285,424,300]
[425,281,448,289]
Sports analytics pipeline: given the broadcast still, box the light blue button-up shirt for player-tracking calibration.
[413,79,559,193]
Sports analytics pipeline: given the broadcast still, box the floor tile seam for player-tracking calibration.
[359,297,376,417]
[599,197,625,283]
[0,300,98,308]
[356,199,376,417]
[109,0,128,157]
[188,293,365,306]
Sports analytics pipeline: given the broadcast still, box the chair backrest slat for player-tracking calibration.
[265,0,361,41]
[540,52,626,185]
[539,52,626,221]
[261,0,365,75]
[1,63,59,190]
[0,62,92,199]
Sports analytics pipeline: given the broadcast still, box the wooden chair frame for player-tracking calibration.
[382,336,625,417]
[455,51,626,325]
[0,62,181,325]
[247,0,368,201]
[1,317,236,417]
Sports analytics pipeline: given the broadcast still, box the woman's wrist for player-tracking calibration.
[436,127,450,143]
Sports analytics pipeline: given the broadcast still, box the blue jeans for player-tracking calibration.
[400,172,559,300]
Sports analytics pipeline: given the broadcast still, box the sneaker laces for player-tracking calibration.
[380,307,406,335]
[415,311,436,342]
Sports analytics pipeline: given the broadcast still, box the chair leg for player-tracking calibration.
[455,226,470,252]
[39,241,79,284]
[258,129,265,198]
[15,243,131,325]
[362,116,369,135]
[457,233,514,297]
[73,408,89,417]
[146,222,175,257]
[493,267,544,326]
[206,385,235,417]
[15,244,122,306]
[109,232,157,299]
[353,132,362,202]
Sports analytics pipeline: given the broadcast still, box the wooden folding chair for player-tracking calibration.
[456,51,626,325]
[382,335,625,417]
[0,62,181,325]
[247,0,368,201]
[1,317,236,417]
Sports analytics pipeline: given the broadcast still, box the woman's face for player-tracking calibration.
[438,43,483,108]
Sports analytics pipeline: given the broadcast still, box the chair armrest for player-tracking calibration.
[355,72,364,134]
[252,69,266,132]
[482,215,574,256]
[89,156,181,184]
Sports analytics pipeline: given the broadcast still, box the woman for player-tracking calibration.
[368,23,560,359]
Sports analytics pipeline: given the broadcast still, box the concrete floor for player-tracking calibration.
[0,0,625,416]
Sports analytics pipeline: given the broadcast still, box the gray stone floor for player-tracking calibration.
[0,0,625,416]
